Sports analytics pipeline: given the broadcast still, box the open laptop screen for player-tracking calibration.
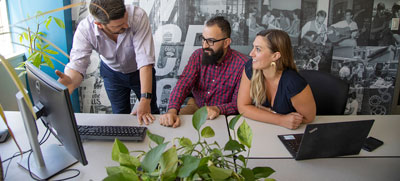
[278,119,374,160]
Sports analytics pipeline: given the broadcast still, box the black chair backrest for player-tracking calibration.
[299,70,349,115]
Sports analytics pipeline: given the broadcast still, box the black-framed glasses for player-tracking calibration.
[200,35,228,46]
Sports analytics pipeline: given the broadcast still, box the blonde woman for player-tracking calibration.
[237,29,316,129]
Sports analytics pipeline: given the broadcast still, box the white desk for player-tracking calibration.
[227,115,400,158]
[246,157,400,181]
[228,115,400,181]
[0,112,230,181]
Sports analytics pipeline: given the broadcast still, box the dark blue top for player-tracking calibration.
[244,59,307,114]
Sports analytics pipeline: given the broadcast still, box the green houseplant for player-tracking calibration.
[0,1,86,163]
[13,10,67,76]
[104,107,275,181]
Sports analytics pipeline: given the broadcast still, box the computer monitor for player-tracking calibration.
[16,61,87,180]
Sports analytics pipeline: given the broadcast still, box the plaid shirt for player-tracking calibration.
[168,47,248,115]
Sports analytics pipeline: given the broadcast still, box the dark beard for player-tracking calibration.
[202,48,224,65]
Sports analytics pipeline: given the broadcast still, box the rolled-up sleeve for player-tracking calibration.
[132,7,155,69]
[67,21,93,75]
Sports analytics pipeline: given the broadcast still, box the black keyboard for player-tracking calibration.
[78,125,147,141]
[278,133,304,157]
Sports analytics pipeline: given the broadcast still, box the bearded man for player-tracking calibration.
[159,16,249,128]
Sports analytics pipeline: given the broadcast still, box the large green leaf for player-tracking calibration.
[201,126,215,138]
[105,166,139,181]
[241,168,255,181]
[42,44,50,50]
[224,140,245,151]
[53,17,65,29]
[160,147,178,180]
[228,114,242,130]
[179,137,192,147]
[237,120,253,148]
[196,157,211,174]
[22,32,28,41]
[141,142,169,172]
[33,52,42,67]
[236,155,246,164]
[177,155,200,178]
[211,148,222,157]
[252,167,275,179]
[192,106,208,131]
[208,166,233,180]
[44,49,58,55]
[118,152,140,168]
[111,139,129,162]
[42,55,54,69]
[147,130,164,145]
[45,18,52,29]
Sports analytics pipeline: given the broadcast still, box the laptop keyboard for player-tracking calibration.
[78,125,147,141]
[278,133,304,156]
[285,135,303,153]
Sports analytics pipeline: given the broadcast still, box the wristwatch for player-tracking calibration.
[141,93,152,99]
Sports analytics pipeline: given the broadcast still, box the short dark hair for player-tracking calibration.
[316,10,327,18]
[89,0,126,24]
[206,16,231,38]
[377,2,385,11]
[345,9,353,15]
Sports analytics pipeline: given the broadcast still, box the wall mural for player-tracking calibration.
[71,0,399,115]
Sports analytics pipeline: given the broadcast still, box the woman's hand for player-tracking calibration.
[280,112,304,130]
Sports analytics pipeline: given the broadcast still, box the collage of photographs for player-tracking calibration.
[71,0,400,115]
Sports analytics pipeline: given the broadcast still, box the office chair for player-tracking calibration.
[299,70,349,115]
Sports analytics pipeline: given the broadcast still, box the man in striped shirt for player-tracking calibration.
[159,16,249,128]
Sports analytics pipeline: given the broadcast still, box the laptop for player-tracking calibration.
[278,119,374,160]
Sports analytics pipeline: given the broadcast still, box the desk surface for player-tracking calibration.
[0,112,229,181]
[227,115,400,158]
[2,112,400,181]
[247,157,400,181]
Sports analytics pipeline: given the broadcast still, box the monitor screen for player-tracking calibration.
[16,61,87,179]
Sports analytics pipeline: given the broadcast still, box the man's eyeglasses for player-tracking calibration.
[200,35,228,46]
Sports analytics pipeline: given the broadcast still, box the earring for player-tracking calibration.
[271,61,276,67]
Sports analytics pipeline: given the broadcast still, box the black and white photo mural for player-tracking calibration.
[331,46,398,115]
[70,0,399,115]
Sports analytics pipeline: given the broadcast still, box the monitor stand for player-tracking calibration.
[16,92,77,180]
[18,144,77,180]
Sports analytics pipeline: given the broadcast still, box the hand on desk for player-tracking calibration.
[280,112,304,130]
[131,98,155,125]
[206,106,220,120]
[159,109,181,128]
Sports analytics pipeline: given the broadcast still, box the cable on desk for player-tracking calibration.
[24,125,81,181]
[2,126,51,179]
[53,169,81,181]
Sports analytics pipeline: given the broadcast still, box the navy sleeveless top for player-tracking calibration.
[244,59,307,114]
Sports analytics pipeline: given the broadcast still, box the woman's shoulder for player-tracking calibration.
[281,69,307,88]
[283,69,302,78]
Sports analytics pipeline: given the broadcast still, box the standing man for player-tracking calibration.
[56,0,159,125]
[301,10,328,45]
[370,3,388,45]
[159,16,249,128]
[330,9,359,47]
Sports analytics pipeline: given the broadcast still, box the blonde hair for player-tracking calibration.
[250,29,297,107]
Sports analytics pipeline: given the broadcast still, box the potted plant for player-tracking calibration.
[14,10,66,74]
[104,107,275,181]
